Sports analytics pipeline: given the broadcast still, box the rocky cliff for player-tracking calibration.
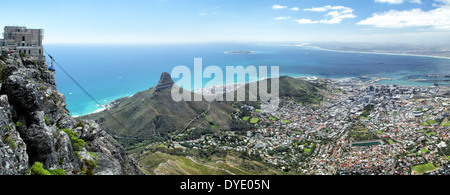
[0,54,144,175]
[155,72,175,92]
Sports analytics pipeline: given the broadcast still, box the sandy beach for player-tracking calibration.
[302,45,450,60]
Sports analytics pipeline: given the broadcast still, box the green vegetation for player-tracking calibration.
[360,104,374,118]
[58,129,85,151]
[7,137,17,149]
[139,152,231,175]
[29,162,67,175]
[230,119,255,132]
[134,145,285,175]
[441,122,450,127]
[76,121,85,129]
[0,62,4,83]
[250,118,259,124]
[420,121,430,126]
[29,162,50,175]
[425,131,437,136]
[15,121,22,127]
[282,120,291,124]
[82,152,99,175]
[304,148,312,154]
[172,128,217,143]
[421,119,440,126]
[268,116,277,121]
[44,115,50,125]
[242,116,249,122]
[48,168,67,175]
[347,123,379,142]
[412,163,437,175]
[275,76,324,104]
[420,148,429,154]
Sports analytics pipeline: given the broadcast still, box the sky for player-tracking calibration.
[1,0,450,44]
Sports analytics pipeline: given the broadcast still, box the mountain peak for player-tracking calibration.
[156,72,174,91]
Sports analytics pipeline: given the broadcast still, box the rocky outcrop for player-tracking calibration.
[0,95,29,175]
[0,55,143,175]
[155,72,174,91]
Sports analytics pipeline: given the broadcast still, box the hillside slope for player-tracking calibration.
[81,72,235,140]
[223,75,324,106]
[82,73,324,145]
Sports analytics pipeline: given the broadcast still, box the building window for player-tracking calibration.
[22,36,25,41]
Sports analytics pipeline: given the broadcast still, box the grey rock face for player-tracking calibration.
[79,120,144,175]
[54,130,80,173]
[0,55,144,175]
[0,95,29,175]
[155,72,174,91]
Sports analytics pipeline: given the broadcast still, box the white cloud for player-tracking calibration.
[375,0,405,4]
[304,7,328,12]
[299,5,356,24]
[357,1,450,29]
[272,5,287,9]
[274,16,292,20]
[295,19,318,24]
[304,5,349,12]
[272,5,299,10]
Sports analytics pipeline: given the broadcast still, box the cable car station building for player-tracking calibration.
[1,26,44,61]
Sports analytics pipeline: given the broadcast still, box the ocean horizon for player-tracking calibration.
[43,43,450,116]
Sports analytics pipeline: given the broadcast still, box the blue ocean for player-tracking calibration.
[44,43,450,116]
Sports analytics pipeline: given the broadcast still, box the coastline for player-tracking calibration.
[71,44,450,117]
[72,95,133,118]
[302,45,450,60]
[76,75,448,117]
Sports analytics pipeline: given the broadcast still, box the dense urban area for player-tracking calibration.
[174,77,450,175]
